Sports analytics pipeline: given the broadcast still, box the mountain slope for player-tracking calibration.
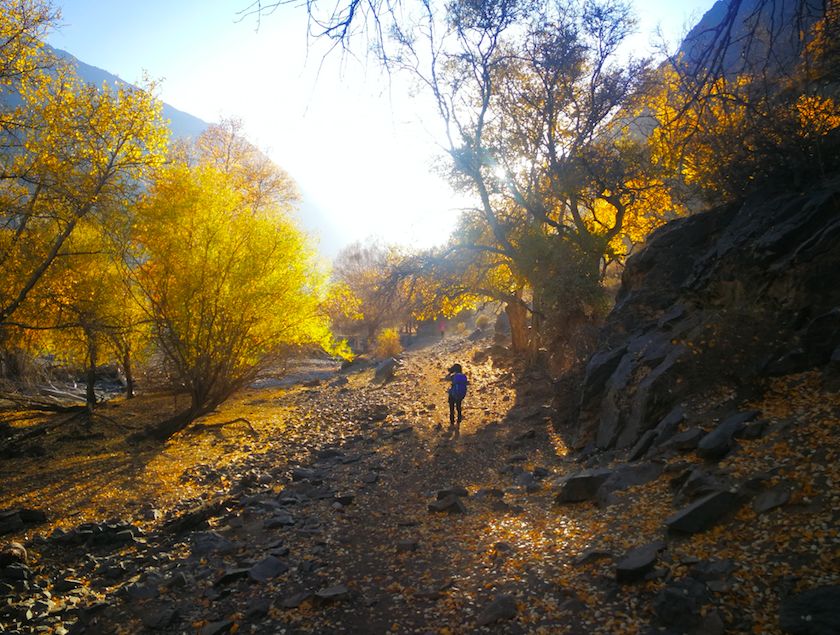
[50,46,208,140]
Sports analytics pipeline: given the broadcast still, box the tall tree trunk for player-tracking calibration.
[122,349,135,399]
[85,335,97,411]
[505,300,529,353]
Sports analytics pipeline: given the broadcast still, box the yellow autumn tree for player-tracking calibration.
[23,220,149,409]
[0,39,167,327]
[131,161,337,439]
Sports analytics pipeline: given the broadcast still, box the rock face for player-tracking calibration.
[575,179,840,450]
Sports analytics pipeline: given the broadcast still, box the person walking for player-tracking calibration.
[445,363,468,436]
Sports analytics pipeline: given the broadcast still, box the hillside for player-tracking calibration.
[50,46,209,140]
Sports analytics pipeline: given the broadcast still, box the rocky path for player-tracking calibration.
[2,334,839,634]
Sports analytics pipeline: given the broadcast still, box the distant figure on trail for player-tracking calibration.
[438,318,446,338]
[445,363,468,435]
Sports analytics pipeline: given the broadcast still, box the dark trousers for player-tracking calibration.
[449,396,463,425]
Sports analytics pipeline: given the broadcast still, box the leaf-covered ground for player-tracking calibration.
[1,335,838,634]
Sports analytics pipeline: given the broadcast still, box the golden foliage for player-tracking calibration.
[131,159,337,410]
[372,327,403,359]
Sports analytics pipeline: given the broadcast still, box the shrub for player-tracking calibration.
[475,314,491,330]
[373,328,402,358]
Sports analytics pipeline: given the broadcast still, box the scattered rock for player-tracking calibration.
[555,468,612,503]
[214,567,250,586]
[53,577,85,592]
[264,511,295,528]
[597,462,663,505]
[373,357,398,384]
[122,580,159,600]
[334,493,355,506]
[281,591,313,608]
[697,411,759,460]
[0,542,27,567]
[200,620,233,635]
[428,495,467,514]
[476,594,518,626]
[191,531,235,557]
[315,584,349,600]
[573,549,613,566]
[753,482,792,514]
[616,541,664,583]
[779,585,840,635]
[246,597,271,619]
[653,578,709,630]
[292,467,321,482]
[361,472,379,484]
[396,540,419,553]
[666,427,705,451]
[141,606,178,630]
[666,490,741,533]
[249,556,288,582]
[436,486,468,499]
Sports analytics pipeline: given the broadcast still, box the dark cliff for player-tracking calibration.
[576,175,840,451]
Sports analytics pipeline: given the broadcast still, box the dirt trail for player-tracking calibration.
[7,333,835,634]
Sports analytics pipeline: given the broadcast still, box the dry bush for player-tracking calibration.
[373,328,402,359]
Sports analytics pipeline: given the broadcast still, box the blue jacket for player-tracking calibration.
[449,372,468,400]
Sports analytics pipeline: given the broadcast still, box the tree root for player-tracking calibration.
[187,417,259,437]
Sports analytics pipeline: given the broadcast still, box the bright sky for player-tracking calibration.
[47,0,716,258]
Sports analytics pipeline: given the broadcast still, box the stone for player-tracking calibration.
[281,591,313,608]
[0,511,24,536]
[190,531,235,556]
[628,430,656,461]
[666,491,740,534]
[573,549,613,565]
[141,606,178,630]
[436,486,468,499]
[475,594,518,626]
[1,562,30,580]
[291,467,320,481]
[666,427,704,451]
[581,346,628,402]
[316,448,344,460]
[428,495,467,514]
[249,556,288,582]
[264,511,295,528]
[315,584,349,600]
[616,541,664,583]
[555,468,612,503]
[0,542,27,567]
[122,581,159,600]
[597,463,663,505]
[653,578,709,629]
[214,568,250,586]
[692,559,735,581]
[396,540,419,553]
[200,620,233,635]
[334,493,355,506]
[246,597,271,619]
[15,508,47,524]
[373,357,398,384]
[779,585,840,635]
[361,472,379,484]
[652,405,687,445]
[676,467,727,502]
[53,578,85,593]
[697,411,759,460]
[738,419,768,440]
[753,482,792,514]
